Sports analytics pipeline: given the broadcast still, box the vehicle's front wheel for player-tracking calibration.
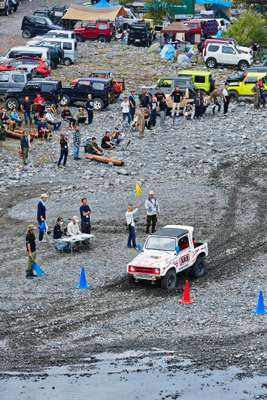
[160,269,177,290]
[5,97,19,110]
[206,57,217,69]
[191,256,206,278]
[93,98,104,111]
[238,60,249,71]
[60,94,70,106]
[98,36,106,43]
[228,90,239,101]
[63,57,72,66]
[22,30,32,38]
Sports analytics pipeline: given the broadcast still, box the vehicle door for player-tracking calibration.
[206,43,220,61]
[221,45,238,65]
[10,72,27,88]
[0,73,10,95]
[157,79,173,95]
[177,235,191,271]
[74,81,92,101]
[32,17,50,35]
[84,22,97,40]
[97,22,109,39]
[22,82,41,102]
[242,76,258,95]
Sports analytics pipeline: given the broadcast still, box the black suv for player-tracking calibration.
[4,79,62,110]
[33,5,67,25]
[60,78,117,110]
[21,16,62,39]
[128,23,153,47]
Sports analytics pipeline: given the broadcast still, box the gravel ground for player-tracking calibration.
[0,1,266,390]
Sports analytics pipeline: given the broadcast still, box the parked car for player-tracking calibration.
[226,72,267,99]
[0,46,53,69]
[0,70,31,97]
[70,71,125,96]
[115,8,138,29]
[21,16,62,39]
[247,66,267,73]
[37,38,78,66]
[26,42,63,69]
[60,77,118,110]
[74,20,114,42]
[203,42,253,71]
[43,29,76,40]
[177,70,215,93]
[33,5,67,25]
[185,19,218,43]
[0,0,17,16]
[1,58,50,77]
[128,22,153,47]
[127,225,208,290]
[144,76,196,97]
[203,38,252,56]
[4,79,62,110]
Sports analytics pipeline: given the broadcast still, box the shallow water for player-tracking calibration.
[0,350,266,400]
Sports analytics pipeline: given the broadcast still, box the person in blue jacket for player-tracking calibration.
[37,193,48,241]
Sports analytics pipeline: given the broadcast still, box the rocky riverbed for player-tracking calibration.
[0,3,267,399]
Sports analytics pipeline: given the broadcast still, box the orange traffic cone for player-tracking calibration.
[179,280,193,304]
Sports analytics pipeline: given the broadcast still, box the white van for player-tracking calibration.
[44,29,77,40]
[0,46,52,68]
[38,38,78,65]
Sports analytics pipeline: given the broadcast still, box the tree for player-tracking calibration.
[144,0,192,24]
[226,11,267,47]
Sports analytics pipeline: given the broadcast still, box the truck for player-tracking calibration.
[127,225,208,290]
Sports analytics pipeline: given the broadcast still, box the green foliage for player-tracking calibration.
[227,11,267,46]
[144,0,183,23]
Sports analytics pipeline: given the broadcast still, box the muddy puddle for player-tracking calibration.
[0,350,266,399]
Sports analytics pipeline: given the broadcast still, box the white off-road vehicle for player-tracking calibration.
[127,225,208,290]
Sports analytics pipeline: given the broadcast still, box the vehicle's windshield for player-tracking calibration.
[145,236,176,252]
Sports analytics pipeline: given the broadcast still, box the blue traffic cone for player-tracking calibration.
[32,263,45,277]
[255,290,266,315]
[76,266,90,289]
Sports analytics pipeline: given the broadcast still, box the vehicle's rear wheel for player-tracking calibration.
[206,57,217,69]
[60,94,70,106]
[93,98,104,111]
[6,97,19,110]
[238,60,249,71]
[160,269,177,290]
[22,30,32,38]
[191,256,206,278]
[63,57,72,66]
[127,274,135,285]
[98,36,106,43]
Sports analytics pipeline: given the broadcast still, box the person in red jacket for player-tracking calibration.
[33,93,46,116]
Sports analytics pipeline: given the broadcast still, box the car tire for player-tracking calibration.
[93,98,104,111]
[160,269,177,290]
[206,57,217,69]
[127,274,135,285]
[191,256,206,278]
[60,94,70,106]
[6,97,19,110]
[22,30,32,39]
[98,36,106,43]
[63,58,72,66]
[238,60,249,71]
[228,90,239,101]
[4,6,9,15]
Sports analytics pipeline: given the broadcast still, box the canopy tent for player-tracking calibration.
[196,0,232,7]
[93,0,112,8]
[62,4,127,21]
[161,22,191,34]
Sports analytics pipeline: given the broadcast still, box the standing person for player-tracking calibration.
[72,125,81,160]
[222,85,230,114]
[257,79,266,107]
[85,94,94,125]
[20,130,30,165]
[79,198,92,234]
[125,204,139,249]
[26,225,37,278]
[145,191,160,234]
[37,193,48,241]
[149,96,158,128]
[136,107,145,139]
[170,86,181,123]
[139,89,150,108]
[33,93,46,116]
[121,97,131,126]
[21,96,32,126]
[158,96,167,127]
[57,133,68,168]
[252,83,261,110]
[128,90,136,122]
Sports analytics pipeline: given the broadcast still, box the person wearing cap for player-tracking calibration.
[25,225,37,278]
[67,216,81,237]
[85,94,94,125]
[37,194,48,241]
[125,204,140,249]
[145,191,160,234]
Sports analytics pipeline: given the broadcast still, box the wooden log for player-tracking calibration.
[85,154,124,166]
[6,129,38,140]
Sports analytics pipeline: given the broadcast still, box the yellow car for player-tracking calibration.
[177,70,215,93]
[226,72,267,98]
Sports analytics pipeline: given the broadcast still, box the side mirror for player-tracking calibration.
[175,245,180,254]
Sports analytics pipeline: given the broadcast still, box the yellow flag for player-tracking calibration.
[135,182,142,198]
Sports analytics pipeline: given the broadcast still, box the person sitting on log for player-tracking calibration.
[75,107,87,125]
[111,127,125,145]
[101,131,114,150]
[85,137,104,155]
[61,106,76,128]
[37,118,52,141]
[33,93,46,117]
[10,107,23,127]
[0,107,15,130]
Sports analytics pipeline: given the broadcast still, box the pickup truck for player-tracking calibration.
[60,77,118,110]
[0,70,31,97]
[127,225,208,290]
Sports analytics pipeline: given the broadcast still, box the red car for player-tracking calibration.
[74,20,115,42]
[0,58,50,77]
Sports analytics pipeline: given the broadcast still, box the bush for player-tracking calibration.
[227,11,267,47]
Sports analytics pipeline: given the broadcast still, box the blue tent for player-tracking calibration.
[196,0,232,7]
[94,0,113,8]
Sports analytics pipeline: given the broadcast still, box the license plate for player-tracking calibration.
[135,39,141,42]
[135,273,155,280]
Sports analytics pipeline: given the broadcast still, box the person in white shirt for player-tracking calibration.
[67,216,81,237]
[121,97,131,126]
[145,191,160,234]
[222,85,230,115]
[45,107,61,131]
[125,204,140,249]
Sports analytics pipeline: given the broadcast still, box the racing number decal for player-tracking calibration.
[180,254,190,265]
